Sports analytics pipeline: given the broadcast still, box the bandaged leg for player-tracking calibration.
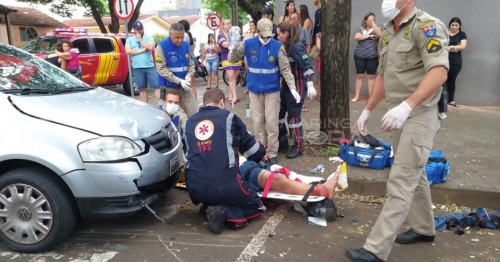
[257,165,340,200]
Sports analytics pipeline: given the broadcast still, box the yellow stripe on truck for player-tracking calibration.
[92,38,120,85]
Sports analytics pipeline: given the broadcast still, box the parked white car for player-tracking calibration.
[0,43,183,252]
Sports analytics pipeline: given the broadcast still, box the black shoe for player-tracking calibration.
[395,228,435,244]
[345,248,384,262]
[286,149,303,159]
[206,206,226,234]
[278,138,289,152]
[269,157,278,165]
[199,204,208,220]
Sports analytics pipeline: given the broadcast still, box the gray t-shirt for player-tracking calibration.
[299,27,311,47]
[183,32,195,57]
[354,27,378,59]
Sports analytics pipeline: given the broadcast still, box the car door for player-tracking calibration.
[71,37,96,85]
[89,37,121,86]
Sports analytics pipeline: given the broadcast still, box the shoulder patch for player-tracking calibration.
[403,27,410,39]
[155,55,162,62]
[426,39,442,53]
[420,20,437,37]
[301,54,308,60]
[381,34,389,47]
[280,46,287,56]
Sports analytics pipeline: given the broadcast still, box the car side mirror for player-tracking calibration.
[71,48,80,54]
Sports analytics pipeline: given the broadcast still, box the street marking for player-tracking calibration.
[159,235,185,262]
[236,203,291,262]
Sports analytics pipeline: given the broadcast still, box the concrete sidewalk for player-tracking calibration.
[143,78,500,210]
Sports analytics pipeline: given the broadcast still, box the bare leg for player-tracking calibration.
[230,69,239,102]
[139,89,148,103]
[190,77,197,99]
[207,73,212,89]
[367,74,375,96]
[214,71,219,87]
[258,166,340,200]
[352,74,364,101]
[225,70,236,102]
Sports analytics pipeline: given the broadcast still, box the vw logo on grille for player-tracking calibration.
[17,206,32,221]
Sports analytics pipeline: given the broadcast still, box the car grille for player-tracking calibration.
[143,124,178,153]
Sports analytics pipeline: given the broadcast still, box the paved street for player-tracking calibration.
[0,77,499,261]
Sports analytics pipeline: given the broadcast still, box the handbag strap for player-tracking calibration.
[353,148,379,163]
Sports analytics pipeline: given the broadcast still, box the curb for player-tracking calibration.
[346,178,500,210]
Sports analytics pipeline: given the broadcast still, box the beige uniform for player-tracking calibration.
[363,8,449,261]
[228,41,296,158]
[155,43,198,117]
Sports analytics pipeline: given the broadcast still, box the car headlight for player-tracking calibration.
[166,123,179,147]
[78,137,143,162]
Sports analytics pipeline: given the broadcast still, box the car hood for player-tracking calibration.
[8,88,170,140]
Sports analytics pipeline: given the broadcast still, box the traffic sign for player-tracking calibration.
[207,14,222,31]
[113,0,135,21]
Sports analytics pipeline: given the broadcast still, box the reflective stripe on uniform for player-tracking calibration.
[226,113,236,168]
[288,121,302,128]
[248,67,279,74]
[168,66,188,72]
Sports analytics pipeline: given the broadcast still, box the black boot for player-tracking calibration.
[395,228,435,244]
[345,248,384,262]
[278,137,289,152]
[286,148,303,159]
[206,206,226,234]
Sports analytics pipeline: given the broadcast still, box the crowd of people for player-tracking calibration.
[122,1,468,261]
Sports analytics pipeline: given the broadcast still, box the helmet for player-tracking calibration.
[306,199,337,222]
[197,65,207,78]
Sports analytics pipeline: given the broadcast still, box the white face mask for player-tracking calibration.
[381,0,403,20]
[259,36,271,46]
[165,103,179,115]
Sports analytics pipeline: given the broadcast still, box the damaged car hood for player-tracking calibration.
[9,88,170,140]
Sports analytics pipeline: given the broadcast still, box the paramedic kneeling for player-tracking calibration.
[181,89,267,234]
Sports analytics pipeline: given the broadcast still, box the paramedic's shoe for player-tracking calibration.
[286,149,302,159]
[395,228,435,244]
[269,157,278,165]
[206,206,226,235]
[345,248,384,262]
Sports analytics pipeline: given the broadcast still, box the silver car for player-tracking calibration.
[0,43,183,252]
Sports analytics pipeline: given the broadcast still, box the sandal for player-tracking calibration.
[233,98,240,104]
[302,106,308,112]
[206,87,211,90]
[215,86,219,89]
[449,101,458,107]
[243,90,249,95]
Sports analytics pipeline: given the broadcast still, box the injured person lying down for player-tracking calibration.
[238,156,348,201]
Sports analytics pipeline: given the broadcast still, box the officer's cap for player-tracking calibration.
[257,18,273,38]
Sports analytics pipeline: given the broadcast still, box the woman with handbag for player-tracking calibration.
[56,40,81,79]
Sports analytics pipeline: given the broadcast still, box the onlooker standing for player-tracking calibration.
[125,21,159,103]
[179,20,198,99]
[201,33,220,90]
[278,0,297,23]
[298,4,313,39]
[243,20,258,40]
[311,0,322,101]
[229,18,300,164]
[352,13,382,102]
[218,19,242,104]
[259,7,278,40]
[446,17,467,107]
[290,13,311,54]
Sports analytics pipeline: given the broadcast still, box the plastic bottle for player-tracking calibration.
[246,103,251,118]
[311,164,324,174]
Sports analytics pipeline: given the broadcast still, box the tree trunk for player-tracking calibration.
[126,0,144,32]
[238,0,266,23]
[320,0,352,145]
[87,0,107,33]
[107,0,120,33]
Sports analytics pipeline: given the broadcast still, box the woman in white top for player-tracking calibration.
[201,33,221,89]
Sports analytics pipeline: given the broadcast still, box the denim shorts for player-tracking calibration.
[133,67,160,90]
[205,58,220,73]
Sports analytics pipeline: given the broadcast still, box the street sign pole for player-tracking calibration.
[124,20,135,97]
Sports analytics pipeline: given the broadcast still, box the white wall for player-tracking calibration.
[142,18,170,36]
[0,25,8,44]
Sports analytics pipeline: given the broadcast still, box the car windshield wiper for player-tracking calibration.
[51,86,91,94]
[1,88,52,94]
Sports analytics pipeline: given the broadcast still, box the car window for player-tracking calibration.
[20,36,68,53]
[92,38,115,53]
[0,44,89,91]
[72,38,91,54]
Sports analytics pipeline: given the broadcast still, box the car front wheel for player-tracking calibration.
[0,167,77,253]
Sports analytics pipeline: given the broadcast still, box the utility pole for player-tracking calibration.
[230,0,238,26]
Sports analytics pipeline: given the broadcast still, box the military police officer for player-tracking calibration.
[155,23,198,118]
[229,18,300,165]
[346,0,449,261]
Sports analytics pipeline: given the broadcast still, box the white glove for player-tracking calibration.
[270,164,284,172]
[381,101,413,132]
[357,109,371,136]
[290,89,301,103]
[306,81,317,100]
[180,80,191,91]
